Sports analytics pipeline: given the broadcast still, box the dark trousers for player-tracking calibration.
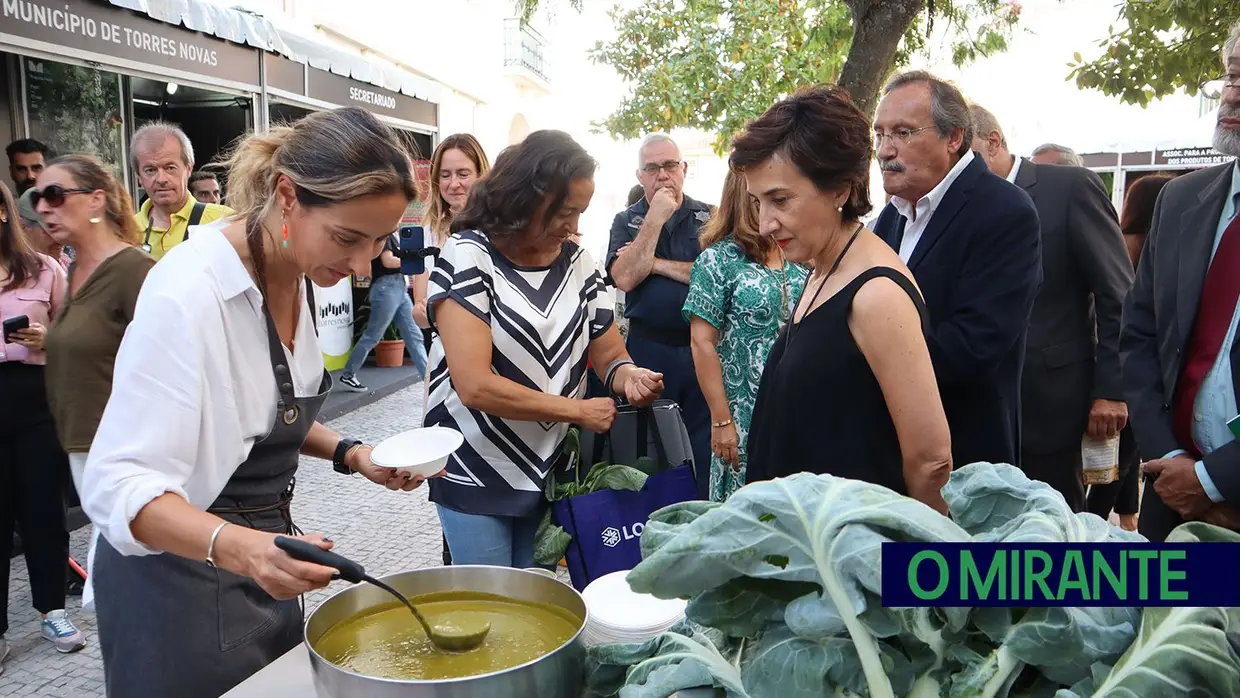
[625,334,711,499]
[1085,425,1141,519]
[0,362,70,635]
[1020,445,1087,513]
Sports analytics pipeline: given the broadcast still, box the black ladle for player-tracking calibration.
[275,536,490,651]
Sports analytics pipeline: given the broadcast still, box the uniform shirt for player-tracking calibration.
[606,195,712,331]
[81,224,322,556]
[134,195,233,261]
[0,253,65,365]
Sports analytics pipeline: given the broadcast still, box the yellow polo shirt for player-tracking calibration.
[134,196,233,261]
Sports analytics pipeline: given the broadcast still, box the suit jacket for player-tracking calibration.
[1015,159,1135,454]
[873,154,1043,468]
[1121,161,1240,540]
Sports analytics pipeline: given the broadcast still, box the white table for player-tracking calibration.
[221,645,317,698]
[222,644,719,698]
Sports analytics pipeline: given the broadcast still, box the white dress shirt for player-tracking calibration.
[82,223,323,557]
[1006,156,1022,184]
[892,150,976,262]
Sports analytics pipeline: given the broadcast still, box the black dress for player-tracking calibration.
[746,267,929,495]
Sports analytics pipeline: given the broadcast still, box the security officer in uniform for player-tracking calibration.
[606,133,713,496]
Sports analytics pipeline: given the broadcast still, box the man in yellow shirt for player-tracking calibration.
[131,122,232,261]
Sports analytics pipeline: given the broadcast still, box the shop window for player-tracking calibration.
[24,58,124,182]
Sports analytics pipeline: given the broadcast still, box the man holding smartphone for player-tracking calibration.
[337,231,426,392]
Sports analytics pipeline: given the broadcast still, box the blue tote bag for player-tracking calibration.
[553,464,698,591]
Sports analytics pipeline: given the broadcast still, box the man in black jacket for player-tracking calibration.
[871,71,1042,469]
[969,104,1134,512]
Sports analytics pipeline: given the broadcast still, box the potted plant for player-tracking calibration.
[374,323,405,368]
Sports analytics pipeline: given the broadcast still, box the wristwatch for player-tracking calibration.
[333,439,363,475]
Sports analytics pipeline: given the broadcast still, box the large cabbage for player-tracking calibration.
[582,463,1237,697]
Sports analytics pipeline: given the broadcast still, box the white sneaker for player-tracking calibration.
[41,610,85,653]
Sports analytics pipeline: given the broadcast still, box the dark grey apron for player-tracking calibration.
[93,282,330,698]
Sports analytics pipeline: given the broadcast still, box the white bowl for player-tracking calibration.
[369,426,463,478]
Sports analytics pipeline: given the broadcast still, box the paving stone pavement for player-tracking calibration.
[2,383,443,698]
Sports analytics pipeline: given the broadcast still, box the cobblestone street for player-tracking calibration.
[2,384,437,698]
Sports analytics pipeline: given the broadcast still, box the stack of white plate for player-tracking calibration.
[581,570,687,647]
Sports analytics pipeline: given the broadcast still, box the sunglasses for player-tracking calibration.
[30,184,92,208]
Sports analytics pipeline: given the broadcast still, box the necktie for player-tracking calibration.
[1172,213,1240,457]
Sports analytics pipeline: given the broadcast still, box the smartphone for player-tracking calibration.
[3,314,30,343]
[399,225,426,276]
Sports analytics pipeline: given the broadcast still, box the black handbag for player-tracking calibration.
[575,398,696,480]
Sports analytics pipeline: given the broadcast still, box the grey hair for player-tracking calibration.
[968,104,1007,149]
[637,132,679,166]
[1032,143,1083,167]
[1226,19,1240,64]
[130,121,194,170]
[883,70,973,157]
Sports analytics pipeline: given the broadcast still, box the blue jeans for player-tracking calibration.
[436,505,552,570]
[343,274,427,378]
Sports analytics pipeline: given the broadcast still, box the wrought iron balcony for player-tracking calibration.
[504,18,550,88]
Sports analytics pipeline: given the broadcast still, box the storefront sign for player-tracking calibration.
[1154,147,1232,168]
[314,277,354,371]
[306,66,437,126]
[0,0,260,86]
[264,53,304,95]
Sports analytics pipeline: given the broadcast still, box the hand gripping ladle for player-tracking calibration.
[275,536,490,652]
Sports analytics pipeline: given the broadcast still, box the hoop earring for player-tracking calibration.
[89,216,102,224]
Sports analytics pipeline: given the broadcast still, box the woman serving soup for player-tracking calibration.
[79,107,438,698]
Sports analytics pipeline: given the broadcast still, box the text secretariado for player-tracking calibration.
[2,0,220,67]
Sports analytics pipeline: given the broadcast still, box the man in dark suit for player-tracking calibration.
[1121,23,1240,540]
[871,71,1042,468]
[969,105,1135,512]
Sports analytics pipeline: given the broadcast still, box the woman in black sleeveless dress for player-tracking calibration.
[730,86,953,513]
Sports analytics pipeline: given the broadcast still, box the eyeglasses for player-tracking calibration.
[30,184,92,208]
[874,127,932,148]
[640,160,683,175]
[1202,75,1240,100]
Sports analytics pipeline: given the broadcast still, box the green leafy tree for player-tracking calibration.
[1068,0,1239,107]
[518,0,1024,153]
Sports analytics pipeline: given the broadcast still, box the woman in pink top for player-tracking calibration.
[0,178,83,672]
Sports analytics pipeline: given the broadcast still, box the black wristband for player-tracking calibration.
[333,439,363,475]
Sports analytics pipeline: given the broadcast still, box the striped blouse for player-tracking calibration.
[425,230,613,518]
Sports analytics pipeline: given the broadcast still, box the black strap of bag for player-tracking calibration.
[184,201,206,239]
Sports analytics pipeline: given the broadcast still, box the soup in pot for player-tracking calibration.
[313,591,581,680]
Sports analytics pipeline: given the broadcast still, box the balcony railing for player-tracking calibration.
[504,18,549,85]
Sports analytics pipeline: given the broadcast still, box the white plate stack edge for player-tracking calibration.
[580,570,687,647]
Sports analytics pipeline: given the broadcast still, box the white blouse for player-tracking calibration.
[82,223,322,557]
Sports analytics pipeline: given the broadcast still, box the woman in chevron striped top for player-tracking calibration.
[425,130,664,569]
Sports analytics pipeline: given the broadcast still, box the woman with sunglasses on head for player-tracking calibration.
[78,107,432,698]
[0,179,84,675]
[39,156,156,497]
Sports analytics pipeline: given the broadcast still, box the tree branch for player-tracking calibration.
[840,0,925,116]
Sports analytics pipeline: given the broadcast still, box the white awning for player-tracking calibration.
[103,0,288,52]
[102,0,438,102]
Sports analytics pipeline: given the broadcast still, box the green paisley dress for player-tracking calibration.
[682,238,809,502]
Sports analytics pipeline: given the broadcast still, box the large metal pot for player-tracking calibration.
[305,565,588,698]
